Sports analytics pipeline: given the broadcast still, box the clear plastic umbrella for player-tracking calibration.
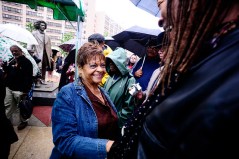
[0,24,38,45]
[0,36,40,76]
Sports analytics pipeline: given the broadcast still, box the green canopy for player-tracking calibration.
[2,0,85,21]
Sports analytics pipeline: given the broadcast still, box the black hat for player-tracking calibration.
[146,32,165,48]
[157,32,165,45]
[88,33,105,43]
[146,38,158,47]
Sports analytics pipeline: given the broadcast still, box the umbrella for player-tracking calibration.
[113,25,161,42]
[130,0,160,17]
[0,24,38,45]
[103,37,121,51]
[59,38,76,52]
[112,25,161,56]
[105,40,121,51]
[122,39,147,57]
[0,36,40,76]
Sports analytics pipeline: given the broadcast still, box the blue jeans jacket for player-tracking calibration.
[50,79,117,159]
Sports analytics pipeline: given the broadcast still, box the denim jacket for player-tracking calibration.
[50,79,117,159]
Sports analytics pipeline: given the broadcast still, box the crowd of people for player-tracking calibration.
[1,0,239,158]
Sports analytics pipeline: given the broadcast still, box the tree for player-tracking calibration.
[104,31,109,37]
[61,32,74,43]
[26,22,34,32]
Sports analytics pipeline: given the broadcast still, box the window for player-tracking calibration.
[46,29,61,34]
[2,14,22,21]
[47,14,52,20]
[37,6,44,11]
[2,6,22,13]
[26,18,37,23]
[47,22,62,28]
[2,2,21,6]
[26,11,37,16]
[47,8,53,13]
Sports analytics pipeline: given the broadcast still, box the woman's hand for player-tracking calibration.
[106,140,114,152]
[134,67,143,78]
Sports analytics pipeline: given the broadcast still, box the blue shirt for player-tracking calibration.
[132,57,160,91]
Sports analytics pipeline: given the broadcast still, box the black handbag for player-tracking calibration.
[18,84,34,119]
[18,97,33,119]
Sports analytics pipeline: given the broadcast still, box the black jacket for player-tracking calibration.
[58,49,76,91]
[138,27,239,158]
[4,55,33,93]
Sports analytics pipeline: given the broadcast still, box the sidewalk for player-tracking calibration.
[9,106,54,159]
[9,126,53,159]
[8,72,59,159]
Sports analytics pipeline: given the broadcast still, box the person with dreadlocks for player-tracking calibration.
[108,0,239,158]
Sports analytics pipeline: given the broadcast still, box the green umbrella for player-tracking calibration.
[1,0,85,22]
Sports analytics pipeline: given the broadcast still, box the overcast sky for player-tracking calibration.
[95,0,160,29]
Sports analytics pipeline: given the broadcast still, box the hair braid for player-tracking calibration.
[159,0,235,95]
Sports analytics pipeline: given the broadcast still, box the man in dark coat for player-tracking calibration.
[3,45,33,130]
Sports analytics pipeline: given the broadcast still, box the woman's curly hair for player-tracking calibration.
[77,42,105,68]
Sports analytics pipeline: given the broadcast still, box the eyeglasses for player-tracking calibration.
[157,0,165,7]
[88,63,106,69]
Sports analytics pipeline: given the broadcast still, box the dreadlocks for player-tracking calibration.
[159,0,236,94]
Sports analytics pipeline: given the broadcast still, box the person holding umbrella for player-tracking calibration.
[2,45,33,130]
[132,38,161,91]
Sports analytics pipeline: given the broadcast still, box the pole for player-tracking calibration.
[74,15,83,80]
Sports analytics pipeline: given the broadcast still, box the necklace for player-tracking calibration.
[211,15,239,48]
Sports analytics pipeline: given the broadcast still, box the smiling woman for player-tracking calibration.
[51,42,121,159]
[77,43,106,87]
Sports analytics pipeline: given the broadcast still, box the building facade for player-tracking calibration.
[0,0,123,47]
